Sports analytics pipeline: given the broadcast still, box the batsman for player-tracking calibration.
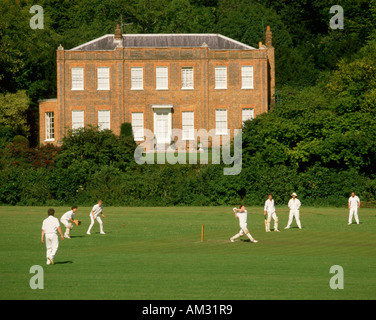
[264,194,280,232]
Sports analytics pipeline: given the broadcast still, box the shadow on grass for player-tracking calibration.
[54,261,73,265]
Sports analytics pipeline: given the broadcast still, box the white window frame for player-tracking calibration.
[45,112,54,141]
[71,67,84,90]
[98,110,111,131]
[241,66,254,89]
[72,110,84,130]
[215,109,228,135]
[215,66,227,90]
[242,108,254,124]
[156,66,168,90]
[97,67,110,90]
[181,67,194,90]
[182,111,194,141]
[131,112,144,141]
[131,67,144,90]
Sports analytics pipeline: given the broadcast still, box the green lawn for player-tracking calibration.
[0,206,375,300]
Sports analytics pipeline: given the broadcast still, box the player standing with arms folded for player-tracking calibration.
[264,193,280,232]
[41,208,64,265]
[285,193,302,229]
[348,192,360,225]
[87,200,106,235]
[230,205,258,243]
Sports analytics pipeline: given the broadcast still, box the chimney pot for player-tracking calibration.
[265,26,272,47]
[115,24,122,40]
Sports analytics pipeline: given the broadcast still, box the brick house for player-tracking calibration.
[39,25,275,148]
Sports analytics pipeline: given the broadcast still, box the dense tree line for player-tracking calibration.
[1,0,376,206]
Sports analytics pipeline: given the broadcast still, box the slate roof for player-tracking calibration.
[70,34,256,51]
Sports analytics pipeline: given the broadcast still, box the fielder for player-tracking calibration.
[264,193,280,232]
[87,200,106,235]
[230,205,258,243]
[348,192,360,225]
[60,206,78,239]
[285,192,302,229]
[41,208,64,265]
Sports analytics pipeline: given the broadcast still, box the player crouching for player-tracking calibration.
[230,205,258,243]
[60,206,80,239]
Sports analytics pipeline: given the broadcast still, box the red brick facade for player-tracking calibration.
[39,27,275,146]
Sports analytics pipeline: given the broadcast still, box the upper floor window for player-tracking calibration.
[215,66,227,89]
[181,67,194,90]
[97,67,110,90]
[241,66,254,89]
[156,67,168,90]
[71,67,84,90]
[131,67,144,90]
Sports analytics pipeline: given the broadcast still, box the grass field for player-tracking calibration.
[0,206,375,300]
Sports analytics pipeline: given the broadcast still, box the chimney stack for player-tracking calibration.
[115,24,122,40]
[265,25,272,47]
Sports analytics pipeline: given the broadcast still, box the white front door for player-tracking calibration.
[154,108,172,144]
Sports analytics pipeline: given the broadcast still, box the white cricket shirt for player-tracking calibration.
[288,198,301,211]
[61,210,74,221]
[237,210,248,225]
[42,216,60,234]
[264,199,275,213]
[90,204,103,218]
[348,196,360,208]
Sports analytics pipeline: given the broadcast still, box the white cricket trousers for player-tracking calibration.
[286,209,302,229]
[231,222,255,241]
[61,218,73,236]
[45,233,59,264]
[348,208,359,224]
[87,215,104,234]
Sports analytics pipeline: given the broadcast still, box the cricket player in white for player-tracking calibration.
[41,208,64,265]
[285,193,302,229]
[230,205,258,243]
[264,194,280,232]
[87,200,106,235]
[60,206,77,239]
[348,192,360,225]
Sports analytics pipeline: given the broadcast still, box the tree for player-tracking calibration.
[0,90,30,137]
